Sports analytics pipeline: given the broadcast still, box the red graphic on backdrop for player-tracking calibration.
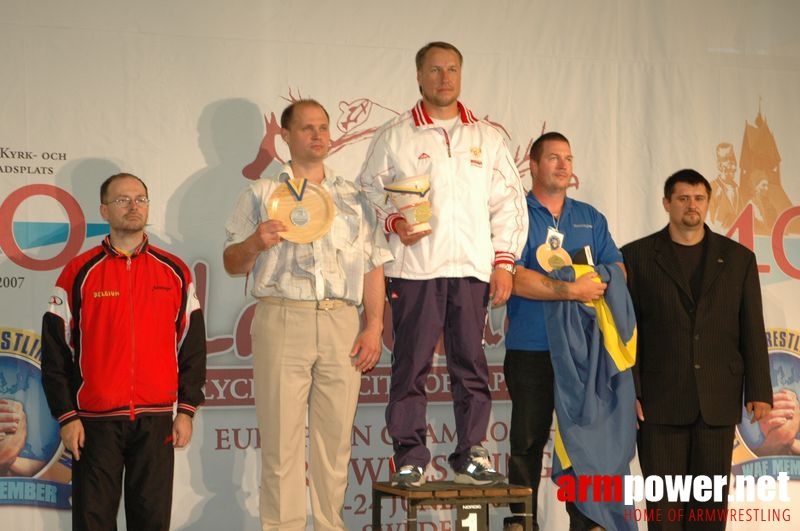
[240,90,539,184]
[242,91,398,180]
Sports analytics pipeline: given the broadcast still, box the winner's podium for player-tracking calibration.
[371,481,533,530]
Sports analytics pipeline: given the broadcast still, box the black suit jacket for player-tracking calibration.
[621,225,772,426]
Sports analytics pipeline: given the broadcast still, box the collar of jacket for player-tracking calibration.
[101,233,149,258]
[411,99,479,127]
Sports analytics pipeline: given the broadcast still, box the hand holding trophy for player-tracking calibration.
[384,175,433,239]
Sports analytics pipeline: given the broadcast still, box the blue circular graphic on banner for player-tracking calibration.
[0,353,61,477]
[737,351,800,456]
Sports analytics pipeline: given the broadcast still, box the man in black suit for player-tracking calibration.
[622,169,773,530]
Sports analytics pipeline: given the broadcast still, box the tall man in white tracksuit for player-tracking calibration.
[357,41,528,488]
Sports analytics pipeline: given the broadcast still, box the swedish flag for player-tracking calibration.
[544,263,638,530]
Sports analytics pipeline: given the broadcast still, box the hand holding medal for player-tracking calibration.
[266,177,335,244]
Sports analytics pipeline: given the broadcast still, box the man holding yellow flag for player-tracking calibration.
[504,132,634,531]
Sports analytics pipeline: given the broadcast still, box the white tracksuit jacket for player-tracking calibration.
[357,100,528,282]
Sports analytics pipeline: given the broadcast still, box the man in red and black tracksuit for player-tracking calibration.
[41,172,207,531]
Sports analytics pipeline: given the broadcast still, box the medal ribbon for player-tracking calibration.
[286,178,308,202]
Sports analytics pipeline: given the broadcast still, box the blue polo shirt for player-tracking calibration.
[505,192,623,351]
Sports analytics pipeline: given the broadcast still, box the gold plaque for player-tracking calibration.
[266,179,335,243]
[536,244,572,272]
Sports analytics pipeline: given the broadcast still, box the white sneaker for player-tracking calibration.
[390,465,425,488]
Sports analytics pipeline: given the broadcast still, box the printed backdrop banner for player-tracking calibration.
[2,1,799,529]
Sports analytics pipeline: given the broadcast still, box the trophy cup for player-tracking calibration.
[383,175,432,234]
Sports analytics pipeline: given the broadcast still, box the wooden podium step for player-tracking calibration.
[371,481,533,530]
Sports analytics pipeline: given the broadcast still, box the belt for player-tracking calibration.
[258,296,353,311]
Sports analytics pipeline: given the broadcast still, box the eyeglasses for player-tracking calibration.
[104,196,151,208]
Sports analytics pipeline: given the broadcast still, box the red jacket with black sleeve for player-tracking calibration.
[41,235,207,426]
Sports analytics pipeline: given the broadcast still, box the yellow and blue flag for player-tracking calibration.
[544,263,638,531]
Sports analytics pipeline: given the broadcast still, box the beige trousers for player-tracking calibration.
[252,298,361,531]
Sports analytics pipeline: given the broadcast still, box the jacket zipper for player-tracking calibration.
[441,128,452,158]
[127,255,136,420]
